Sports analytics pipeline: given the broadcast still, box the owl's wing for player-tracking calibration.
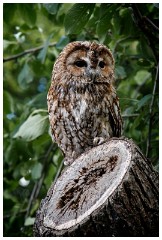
[108,97,122,137]
[47,86,58,142]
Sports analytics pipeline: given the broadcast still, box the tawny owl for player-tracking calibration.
[47,41,122,165]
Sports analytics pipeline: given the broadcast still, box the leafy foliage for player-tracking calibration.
[3,3,159,236]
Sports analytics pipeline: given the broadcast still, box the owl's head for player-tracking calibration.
[53,41,115,84]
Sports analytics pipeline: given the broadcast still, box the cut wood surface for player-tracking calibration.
[33,138,159,237]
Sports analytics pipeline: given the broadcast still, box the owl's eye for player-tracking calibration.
[99,61,106,68]
[74,60,87,68]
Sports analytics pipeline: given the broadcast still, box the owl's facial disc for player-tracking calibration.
[65,45,114,83]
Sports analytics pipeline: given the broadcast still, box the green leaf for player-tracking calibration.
[56,36,70,50]
[3,3,17,24]
[31,162,43,180]
[99,3,111,15]
[3,91,14,115]
[24,217,35,226]
[44,163,56,188]
[5,139,30,167]
[43,3,61,15]
[30,109,48,115]
[137,58,153,67]
[134,70,151,85]
[136,94,152,111]
[32,134,51,156]
[18,63,34,89]
[97,5,114,43]
[115,66,127,79]
[139,36,154,59]
[3,40,17,50]
[19,161,33,178]
[30,200,40,216]
[37,34,53,63]
[119,8,135,36]
[27,92,47,108]
[64,3,95,34]
[18,4,36,26]
[4,190,18,203]
[13,113,48,141]
[53,148,63,165]
[112,12,121,36]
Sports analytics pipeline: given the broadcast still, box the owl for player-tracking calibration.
[47,41,122,165]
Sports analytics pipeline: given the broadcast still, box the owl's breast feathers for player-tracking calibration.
[48,80,122,139]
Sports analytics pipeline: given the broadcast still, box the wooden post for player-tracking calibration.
[33,138,159,237]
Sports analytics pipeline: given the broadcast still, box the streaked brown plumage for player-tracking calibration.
[47,41,122,165]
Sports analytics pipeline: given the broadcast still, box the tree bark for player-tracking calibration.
[33,138,159,237]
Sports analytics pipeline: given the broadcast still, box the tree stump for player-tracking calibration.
[33,138,159,237]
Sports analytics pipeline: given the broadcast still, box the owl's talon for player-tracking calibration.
[64,157,74,166]
[93,137,106,146]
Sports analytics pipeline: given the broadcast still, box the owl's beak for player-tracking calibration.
[86,68,98,82]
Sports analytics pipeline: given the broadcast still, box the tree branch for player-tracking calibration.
[122,114,139,118]
[53,159,64,185]
[25,183,38,219]
[146,64,159,157]
[3,42,56,63]
[129,4,159,63]
[128,4,159,158]
[24,143,58,220]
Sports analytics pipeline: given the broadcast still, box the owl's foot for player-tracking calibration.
[64,157,75,166]
[93,137,106,146]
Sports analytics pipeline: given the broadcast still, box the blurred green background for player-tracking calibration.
[3,3,159,236]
